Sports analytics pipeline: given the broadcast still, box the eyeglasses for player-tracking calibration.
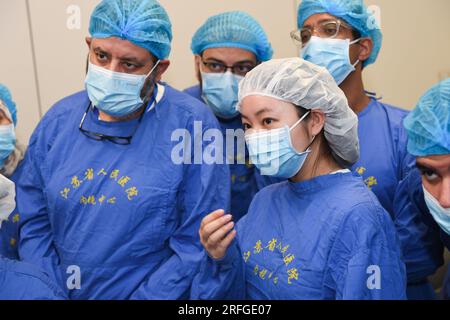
[79,103,146,145]
[290,19,352,47]
[201,60,256,77]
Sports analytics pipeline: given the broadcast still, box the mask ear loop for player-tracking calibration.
[146,60,161,78]
[289,110,316,153]
[289,110,311,132]
[141,60,161,106]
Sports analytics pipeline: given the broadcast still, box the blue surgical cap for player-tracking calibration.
[89,0,173,60]
[191,11,273,62]
[404,78,450,157]
[297,0,382,67]
[0,84,17,126]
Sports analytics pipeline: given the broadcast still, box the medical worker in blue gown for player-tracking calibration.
[192,58,407,300]
[251,0,442,299]
[0,174,66,300]
[402,79,450,300]
[0,84,25,260]
[16,0,230,300]
[184,12,273,221]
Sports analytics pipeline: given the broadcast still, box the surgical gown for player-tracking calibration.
[396,168,450,300]
[16,84,230,300]
[255,97,439,299]
[0,256,66,300]
[440,229,450,300]
[192,172,407,300]
[393,168,444,299]
[0,166,23,260]
[184,85,258,221]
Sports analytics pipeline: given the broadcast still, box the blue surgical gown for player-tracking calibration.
[393,168,444,299]
[16,84,230,300]
[0,256,66,300]
[438,217,450,300]
[192,172,407,300]
[255,98,440,299]
[0,164,24,260]
[184,85,257,221]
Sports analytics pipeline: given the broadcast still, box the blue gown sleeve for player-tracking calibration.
[0,162,24,260]
[190,216,247,300]
[0,259,67,300]
[393,169,444,283]
[441,232,450,250]
[16,118,65,292]
[324,203,407,300]
[0,218,19,260]
[130,115,231,300]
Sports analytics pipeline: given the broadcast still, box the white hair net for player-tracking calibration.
[238,57,359,167]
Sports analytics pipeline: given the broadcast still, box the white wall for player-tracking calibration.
[364,0,450,109]
[0,0,41,145]
[1,0,449,144]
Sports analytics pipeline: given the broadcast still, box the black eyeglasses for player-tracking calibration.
[79,103,146,145]
[201,60,257,77]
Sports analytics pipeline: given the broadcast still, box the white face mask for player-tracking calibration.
[200,71,243,119]
[85,59,160,117]
[301,36,360,85]
[245,111,313,178]
[0,174,16,229]
[423,186,450,236]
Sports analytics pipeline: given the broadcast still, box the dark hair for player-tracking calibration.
[294,105,310,118]
[352,29,361,40]
[293,105,340,175]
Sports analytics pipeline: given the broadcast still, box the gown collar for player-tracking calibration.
[357,97,379,118]
[287,171,355,194]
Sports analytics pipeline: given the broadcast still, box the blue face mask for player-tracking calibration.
[0,124,16,168]
[423,186,450,236]
[245,111,313,179]
[201,71,243,119]
[301,36,360,85]
[85,60,160,117]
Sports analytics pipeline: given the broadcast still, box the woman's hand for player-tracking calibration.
[199,209,237,260]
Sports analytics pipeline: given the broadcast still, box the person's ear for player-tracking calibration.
[85,37,92,50]
[308,110,325,137]
[194,55,202,83]
[357,37,373,64]
[0,109,11,125]
[154,59,170,82]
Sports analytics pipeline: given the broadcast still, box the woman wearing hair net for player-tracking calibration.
[398,79,450,299]
[0,84,25,260]
[265,0,443,300]
[0,174,65,299]
[191,58,406,300]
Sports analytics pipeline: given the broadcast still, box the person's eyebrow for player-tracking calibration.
[304,18,337,27]
[120,56,144,65]
[254,107,273,117]
[233,60,257,65]
[416,163,434,172]
[93,47,110,57]
[202,57,225,64]
[417,161,450,172]
[318,18,338,24]
[241,107,271,118]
